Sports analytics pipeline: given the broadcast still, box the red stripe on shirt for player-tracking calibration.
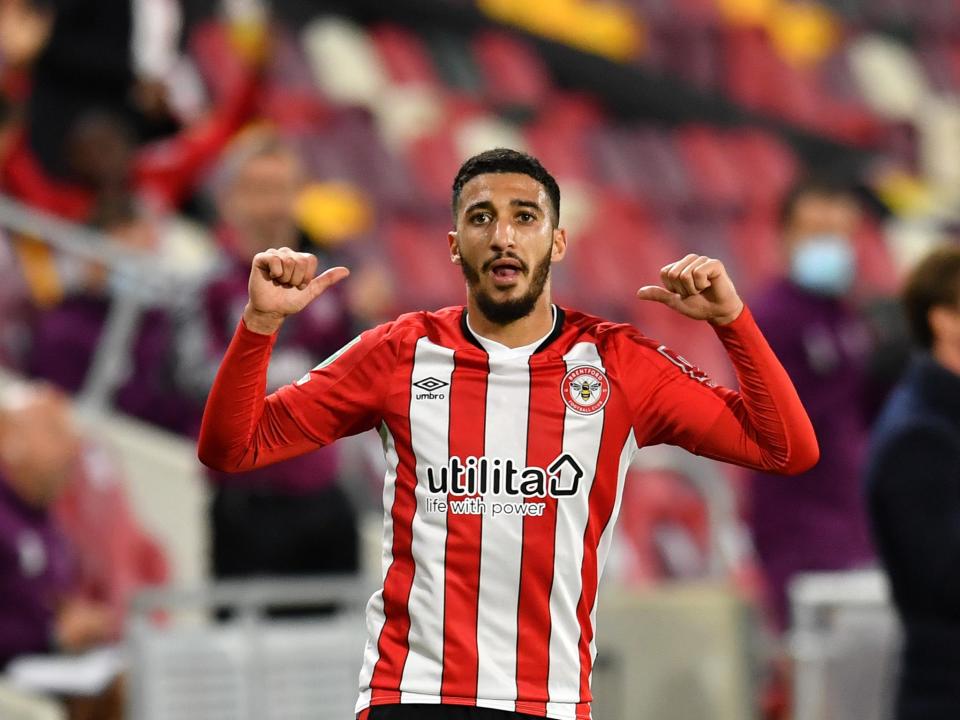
[515,356,568,711]
[440,349,489,702]
[370,345,420,696]
[575,419,631,705]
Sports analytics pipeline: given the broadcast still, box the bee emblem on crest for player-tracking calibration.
[561,366,610,415]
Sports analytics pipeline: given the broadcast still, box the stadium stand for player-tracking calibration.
[1,0,958,718]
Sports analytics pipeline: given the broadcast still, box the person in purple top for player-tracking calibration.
[746,177,875,629]
[176,130,358,607]
[0,383,113,669]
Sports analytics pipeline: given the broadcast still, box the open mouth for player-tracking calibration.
[486,257,525,283]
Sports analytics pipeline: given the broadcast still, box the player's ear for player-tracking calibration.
[448,231,461,264]
[551,227,567,263]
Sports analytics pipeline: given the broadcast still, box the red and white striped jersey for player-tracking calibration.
[198,304,818,720]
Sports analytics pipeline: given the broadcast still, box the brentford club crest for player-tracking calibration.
[561,366,610,415]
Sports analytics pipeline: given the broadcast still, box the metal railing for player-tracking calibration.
[0,194,207,413]
[126,576,372,720]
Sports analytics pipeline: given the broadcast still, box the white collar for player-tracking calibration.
[466,305,557,359]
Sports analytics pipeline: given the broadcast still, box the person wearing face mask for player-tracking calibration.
[746,176,875,630]
[866,245,960,720]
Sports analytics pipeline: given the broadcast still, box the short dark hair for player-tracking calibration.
[779,174,859,229]
[903,244,960,349]
[451,148,560,225]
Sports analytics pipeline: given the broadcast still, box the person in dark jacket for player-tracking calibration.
[747,176,875,628]
[866,244,960,720]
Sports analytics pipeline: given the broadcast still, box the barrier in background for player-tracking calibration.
[0,682,65,720]
[127,577,370,720]
[790,569,900,720]
[593,582,757,720]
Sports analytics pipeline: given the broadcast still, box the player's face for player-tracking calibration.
[450,173,566,325]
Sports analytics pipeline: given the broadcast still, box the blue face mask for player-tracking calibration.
[789,234,856,297]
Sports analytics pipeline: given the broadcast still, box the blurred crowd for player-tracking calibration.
[0,0,958,718]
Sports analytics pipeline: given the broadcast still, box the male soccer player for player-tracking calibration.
[199,148,819,720]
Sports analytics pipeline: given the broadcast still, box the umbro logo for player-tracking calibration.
[413,377,448,400]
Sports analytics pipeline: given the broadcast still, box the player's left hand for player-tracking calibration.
[636,254,744,325]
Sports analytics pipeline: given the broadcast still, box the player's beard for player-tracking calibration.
[459,242,552,326]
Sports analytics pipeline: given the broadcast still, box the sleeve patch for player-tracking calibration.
[296,334,363,385]
[656,345,715,387]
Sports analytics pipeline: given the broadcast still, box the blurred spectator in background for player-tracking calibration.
[177,130,359,610]
[3,42,259,222]
[5,20,265,432]
[867,245,960,720]
[747,176,875,629]
[0,383,102,669]
[0,0,53,98]
[54,440,168,641]
[22,0,197,177]
[0,382,162,718]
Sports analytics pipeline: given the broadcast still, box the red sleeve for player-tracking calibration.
[621,305,819,475]
[133,66,260,209]
[2,131,93,220]
[197,318,399,472]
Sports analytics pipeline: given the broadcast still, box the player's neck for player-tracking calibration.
[466,294,555,349]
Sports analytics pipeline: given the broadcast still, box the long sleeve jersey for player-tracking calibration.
[198,304,817,720]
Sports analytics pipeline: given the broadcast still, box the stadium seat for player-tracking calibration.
[269,28,321,91]
[471,30,553,112]
[385,218,464,311]
[729,210,785,299]
[407,128,462,207]
[370,24,442,88]
[454,114,528,162]
[188,21,248,101]
[525,116,595,184]
[616,467,710,585]
[300,17,388,108]
[675,125,748,210]
[847,34,931,122]
[727,129,798,211]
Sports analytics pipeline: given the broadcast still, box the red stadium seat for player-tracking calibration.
[566,195,683,317]
[188,21,249,101]
[616,468,710,585]
[670,0,720,28]
[525,96,605,183]
[261,87,331,134]
[675,125,748,210]
[407,129,461,207]
[386,218,464,311]
[472,30,553,111]
[729,210,785,300]
[661,27,723,90]
[917,42,959,94]
[370,24,442,88]
[721,28,781,115]
[726,129,799,212]
[853,219,900,296]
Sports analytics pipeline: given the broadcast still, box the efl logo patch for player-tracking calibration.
[561,365,610,415]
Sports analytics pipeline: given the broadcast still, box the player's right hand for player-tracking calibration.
[244,247,349,334]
